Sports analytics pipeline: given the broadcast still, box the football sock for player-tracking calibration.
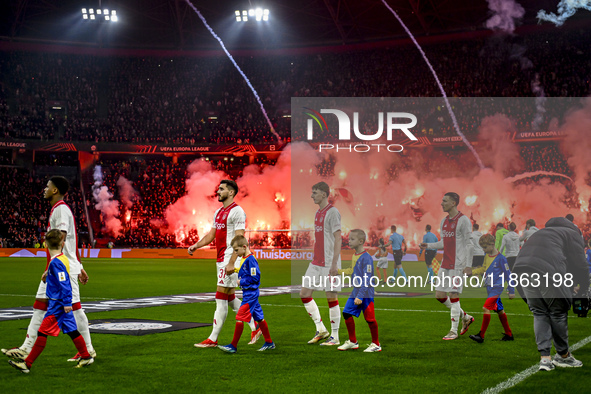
[480,314,491,338]
[25,334,47,368]
[450,298,462,333]
[231,322,244,348]
[22,305,46,352]
[71,333,91,358]
[258,319,272,343]
[499,313,512,336]
[344,316,357,343]
[302,298,326,332]
[209,292,229,342]
[73,308,94,352]
[393,268,399,278]
[437,297,452,309]
[398,267,407,281]
[328,300,340,340]
[427,267,434,280]
[363,303,379,345]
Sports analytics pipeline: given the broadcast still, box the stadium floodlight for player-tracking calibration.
[235,8,268,22]
[82,6,117,22]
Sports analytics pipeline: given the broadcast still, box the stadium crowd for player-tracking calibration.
[1,29,590,144]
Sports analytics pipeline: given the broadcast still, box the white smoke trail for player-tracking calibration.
[485,0,525,33]
[116,176,138,209]
[92,166,122,236]
[380,0,485,170]
[537,0,591,26]
[184,0,281,143]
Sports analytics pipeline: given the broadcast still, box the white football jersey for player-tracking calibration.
[48,201,82,275]
[213,202,246,264]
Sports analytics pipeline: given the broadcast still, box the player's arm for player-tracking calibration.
[188,227,216,255]
[52,261,73,310]
[330,229,341,276]
[402,239,407,254]
[462,219,473,271]
[224,229,245,274]
[239,258,260,287]
[499,236,507,256]
[501,257,515,297]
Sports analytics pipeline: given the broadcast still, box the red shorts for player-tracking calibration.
[39,315,62,337]
[483,296,504,312]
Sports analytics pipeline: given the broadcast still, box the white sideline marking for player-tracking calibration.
[481,335,591,394]
[259,303,535,317]
[0,294,113,300]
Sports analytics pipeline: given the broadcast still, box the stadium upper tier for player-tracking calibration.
[1,28,590,144]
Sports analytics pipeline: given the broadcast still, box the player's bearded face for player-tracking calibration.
[217,187,229,202]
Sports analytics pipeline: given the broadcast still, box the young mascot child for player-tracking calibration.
[338,229,381,352]
[218,235,275,353]
[8,229,93,373]
[464,234,515,343]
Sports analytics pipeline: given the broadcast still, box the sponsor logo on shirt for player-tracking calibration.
[58,272,66,282]
[215,222,225,230]
[250,267,256,276]
[442,230,455,238]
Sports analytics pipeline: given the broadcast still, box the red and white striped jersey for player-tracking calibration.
[427,212,472,270]
[47,200,82,275]
[312,204,341,267]
[213,202,246,264]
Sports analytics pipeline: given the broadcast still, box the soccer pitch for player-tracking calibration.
[1,258,589,393]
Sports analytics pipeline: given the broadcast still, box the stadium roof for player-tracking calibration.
[0,0,590,50]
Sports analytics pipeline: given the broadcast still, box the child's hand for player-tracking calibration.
[463,267,472,276]
[354,298,362,305]
[64,306,72,313]
[41,270,48,283]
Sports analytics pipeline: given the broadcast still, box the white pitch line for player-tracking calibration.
[0,294,114,300]
[481,335,591,394]
[258,303,535,317]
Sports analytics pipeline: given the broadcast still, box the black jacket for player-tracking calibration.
[514,217,589,291]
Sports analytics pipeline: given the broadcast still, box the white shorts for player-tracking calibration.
[302,263,342,293]
[377,257,388,269]
[34,275,81,303]
[435,268,464,294]
[216,261,238,288]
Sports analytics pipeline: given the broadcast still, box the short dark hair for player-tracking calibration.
[509,222,517,231]
[425,224,431,231]
[496,223,505,229]
[312,181,330,197]
[49,176,70,195]
[46,229,63,250]
[220,179,238,195]
[444,192,460,206]
[473,223,479,231]
[526,219,536,227]
[565,214,574,222]
[391,225,397,232]
[350,229,366,243]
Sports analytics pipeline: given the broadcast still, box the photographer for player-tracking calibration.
[513,217,589,372]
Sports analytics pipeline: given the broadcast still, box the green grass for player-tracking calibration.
[0,258,589,393]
